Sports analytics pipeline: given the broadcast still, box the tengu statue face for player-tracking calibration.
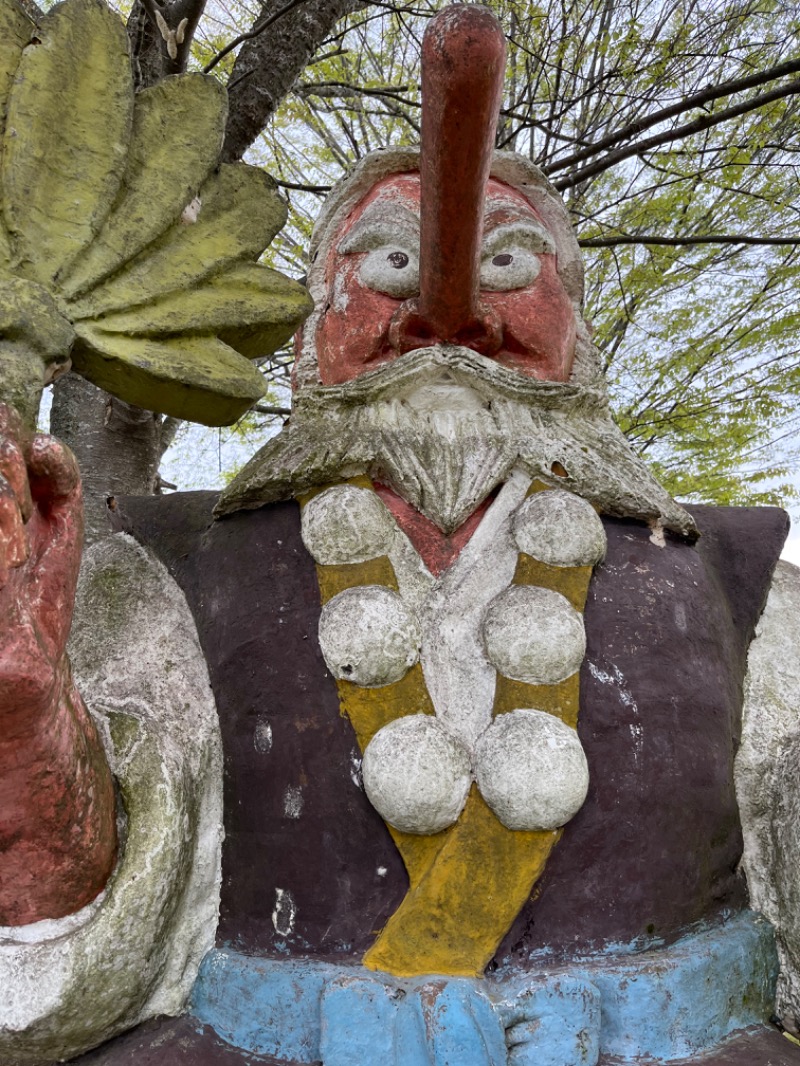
[313,171,577,386]
[219,5,695,542]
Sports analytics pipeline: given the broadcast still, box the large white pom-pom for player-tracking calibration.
[483,585,585,684]
[513,489,606,567]
[301,485,395,565]
[362,715,472,834]
[318,586,421,687]
[474,709,589,831]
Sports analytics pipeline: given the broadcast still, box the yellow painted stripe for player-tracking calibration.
[304,478,595,978]
[365,787,560,977]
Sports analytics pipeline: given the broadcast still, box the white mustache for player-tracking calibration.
[217,344,697,541]
[292,344,606,419]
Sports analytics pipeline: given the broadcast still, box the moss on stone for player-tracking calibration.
[0,0,311,427]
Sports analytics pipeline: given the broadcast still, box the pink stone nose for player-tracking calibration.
[388,298,503,357]
[400,5,506,354]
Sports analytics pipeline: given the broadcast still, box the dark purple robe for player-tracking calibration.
[112,493,788,967]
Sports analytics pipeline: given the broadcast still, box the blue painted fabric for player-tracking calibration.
[191,911,778,1065]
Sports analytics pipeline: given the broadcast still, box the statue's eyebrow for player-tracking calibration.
[338,203,421,255]
[482,219,555,256]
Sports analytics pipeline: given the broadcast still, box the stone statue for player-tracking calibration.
[2,4,800,1065]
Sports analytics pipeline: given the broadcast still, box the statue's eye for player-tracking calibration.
[480,247,540,291]
[360,246,420,297]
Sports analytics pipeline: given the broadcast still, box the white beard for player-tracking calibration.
[217,346,697,541]
[360,382,517,532]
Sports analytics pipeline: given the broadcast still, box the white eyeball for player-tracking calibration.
[480,247,541,291]
[359,246,420,298]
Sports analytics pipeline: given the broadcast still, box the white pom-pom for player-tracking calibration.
[363,715,472,834]
[483,585,585,684]
[474,709,589,830]
[513,489,606,568]
[318,586,420,687]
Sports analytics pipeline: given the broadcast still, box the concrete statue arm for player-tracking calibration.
[737,559,800,1035]
[0,403,221,1062]
[0,403,117,926]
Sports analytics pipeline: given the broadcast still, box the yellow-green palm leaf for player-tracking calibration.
[0,0,33,269]
[0,0,312,428]
[68,165,288,320]
[3,0,134,286]
[73,328,266,426]
[61,74,229,299]
[85,263,310,359]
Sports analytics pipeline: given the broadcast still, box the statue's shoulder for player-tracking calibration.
[687,503,789,632]
[594,504,789,656]
[687,501,789,545]
[113,491,305,576]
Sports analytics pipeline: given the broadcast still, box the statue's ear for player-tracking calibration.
[0,0,312,428]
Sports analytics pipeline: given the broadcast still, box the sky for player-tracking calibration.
[783,524,800,566]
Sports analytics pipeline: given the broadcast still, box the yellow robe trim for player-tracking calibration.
[302,477,595,978]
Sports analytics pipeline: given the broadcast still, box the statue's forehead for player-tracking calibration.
[335,171,548,241]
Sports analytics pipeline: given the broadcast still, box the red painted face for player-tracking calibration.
[312,173,577,385]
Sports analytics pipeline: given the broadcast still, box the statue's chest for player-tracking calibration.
[116,490,784,959]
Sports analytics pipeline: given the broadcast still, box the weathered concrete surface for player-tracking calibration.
[188,911,777,1065]
[632,1027,800,1064]
[0,535,222,1063]
[114,493,786,962]
[737,559,800,1033]
[0,0,311,427]
[483,584,586,684]
[0,411,117,924]
[362,714,472,833]
[73,1015,291,1064]
[301,484,396,565]
[474,709,589,831]
[297,147,588,391]
[411,6,506,351]
[512,488,606,567]
[0,279,75,427]
[318,584,421,686]
[60,1014,800,1065]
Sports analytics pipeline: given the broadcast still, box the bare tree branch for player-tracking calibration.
[546,55,800,176]
[580,234,800,248]
[221,0,361,163]
[204,0,313,74]
[127,0,207,86]
[276,179,333,193]
[254,404,292,415]
[295,80,419,107]
[555,76,800,190]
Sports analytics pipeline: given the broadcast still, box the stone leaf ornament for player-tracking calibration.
[0,0,312,427]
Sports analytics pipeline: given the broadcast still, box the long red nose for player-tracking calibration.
[390,5,507,354]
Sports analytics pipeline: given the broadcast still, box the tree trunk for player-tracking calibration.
[50,374,167,545]
[50,0,358,537]
[221,0,361,162]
